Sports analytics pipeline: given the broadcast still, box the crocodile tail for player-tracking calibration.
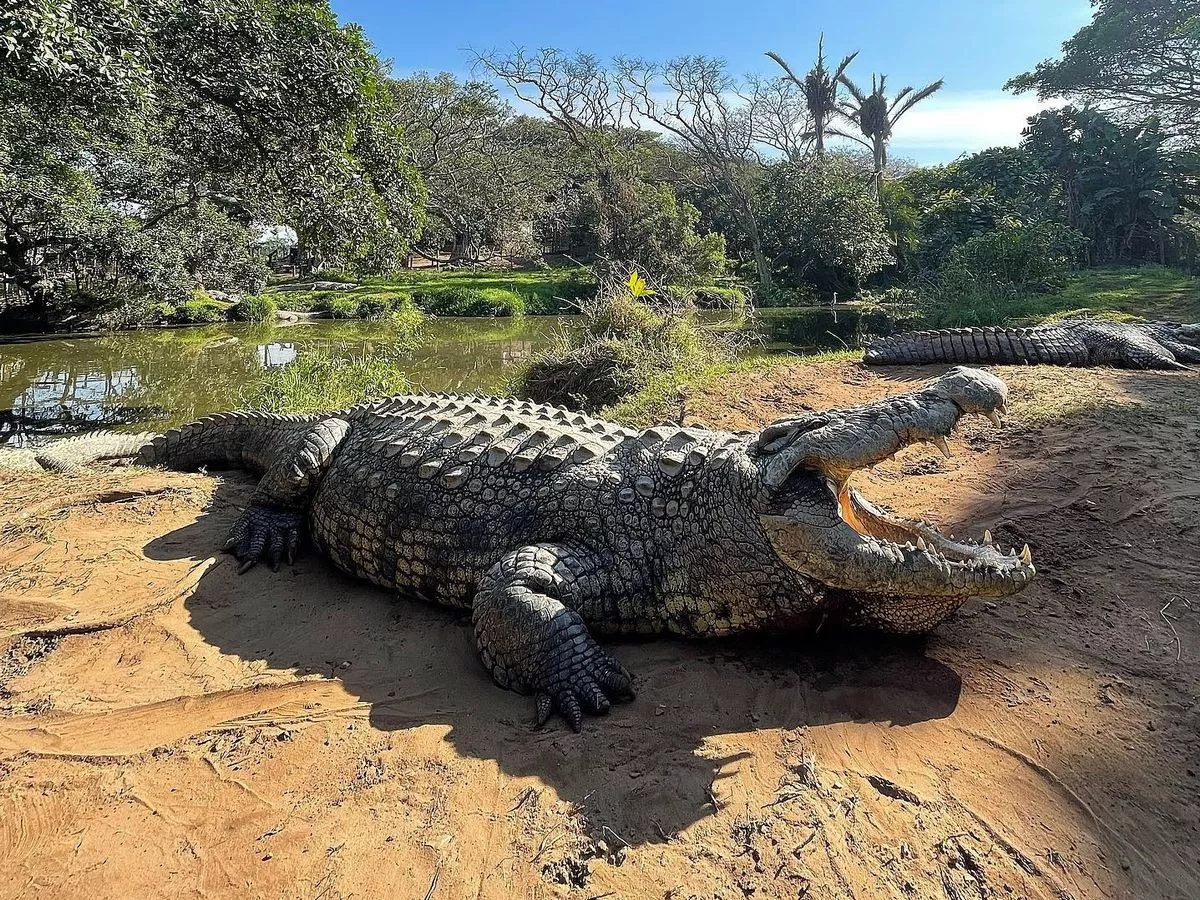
[865,327,998,365]
[33,412,323,474]
[32,432,160,473]
[865,326,1077,366]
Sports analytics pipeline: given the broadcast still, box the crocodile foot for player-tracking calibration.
[528,619,636,731]
[473,544,636,731]
[223,505,302,573]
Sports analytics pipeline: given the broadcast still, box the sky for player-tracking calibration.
[330,0,1094,165]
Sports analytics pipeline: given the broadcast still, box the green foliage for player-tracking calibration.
[230,295,278,323]
[372,267,595,315]
[755,159,893,294]
[354,295,395,320]
[514,271,742,412]
[412,286,526,317]
[1022,107,1182,265]
[242,350,412,415]
[897,147,1061,273]
[314,293,360,319]
[1006,0,1199,146]
[0,0,424,329]
[170,294,229,325]
[915,265,1200,329]
[755,283,822,308]
[942,222,1088,290]
[678,284,750,310]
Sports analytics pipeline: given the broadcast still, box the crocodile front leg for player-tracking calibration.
[472,543,635,731]
[227,418,350,573]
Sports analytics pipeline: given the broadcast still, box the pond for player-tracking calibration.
[0,304,902,446]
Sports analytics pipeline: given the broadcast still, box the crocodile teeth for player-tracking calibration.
[916,537,927,551]
[986,410,1003,427]
[932,436,952,459]
[984,529,993,545]
[1019,544,1032,564]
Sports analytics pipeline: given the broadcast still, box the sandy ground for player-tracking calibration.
[0,361,1197,900]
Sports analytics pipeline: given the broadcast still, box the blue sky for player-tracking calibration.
[330,0,1094,164]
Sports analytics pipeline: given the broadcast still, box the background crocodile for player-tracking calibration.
[7,367,1035,729]
[865,319,1200,369]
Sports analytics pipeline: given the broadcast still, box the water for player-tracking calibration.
[0,306,899,446]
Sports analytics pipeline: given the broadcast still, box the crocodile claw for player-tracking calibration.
[533,657,635,732]
[530,648,634,732]
[223,506,303,573]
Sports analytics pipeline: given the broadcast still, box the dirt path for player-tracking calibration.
[1,362,1197,899]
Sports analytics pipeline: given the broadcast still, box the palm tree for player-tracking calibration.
[766,37,858,157]
[840,73,944,197]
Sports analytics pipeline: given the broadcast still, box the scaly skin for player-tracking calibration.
[7,368,1036,730]
[865,320,1200,370]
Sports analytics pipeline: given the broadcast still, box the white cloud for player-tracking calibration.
[884,90,1060,161]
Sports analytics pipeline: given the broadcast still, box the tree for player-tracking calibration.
[615,56,782,289]
[1023,107,1182,264]
[391,73,565,263]
[755,158,893,295]
[474,47,724,280]
[1007,0,1200,148]
[898,146,1061,273]
[0,0,424,325]
[838,73,944,199]
[766,37,858,157]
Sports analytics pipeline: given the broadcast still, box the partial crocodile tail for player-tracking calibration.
[864,326,1084,367]
[29,413,324,474]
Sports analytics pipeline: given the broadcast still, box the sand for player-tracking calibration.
[1,361,1197,899]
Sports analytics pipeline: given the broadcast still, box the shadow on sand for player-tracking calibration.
[145,475,962,846]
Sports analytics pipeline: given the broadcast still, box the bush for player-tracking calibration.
[412,286,526,317]
[243,350,412,414]
[355,290,413,319]
[383,298,425,335]
[944,222,1088,291]
[314,292,360,319]
[672,284,749,311]
[313,268,360,284]
[230,295,278,323]
[756,283,822,308]
[512,272,597,314]
[514,271,743,412]
[755,158,893,295]
[170,291,230,324]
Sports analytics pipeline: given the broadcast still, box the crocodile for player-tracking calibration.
[865,320,1200,370]
[7,367,1035,729]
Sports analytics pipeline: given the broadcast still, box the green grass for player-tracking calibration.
[411,285,526,317]
[1040,265,1200,321]
[268,267,595,316]
[360,267,596,315]
[918,265,1200,328]
[169,296,228,325]
[241,349,413,414]
[229,294,278,323]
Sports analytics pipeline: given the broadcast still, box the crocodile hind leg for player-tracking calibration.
[472,543,635,731]
[227,418,350,573]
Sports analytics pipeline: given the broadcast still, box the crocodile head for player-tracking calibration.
[751,366,1035,633]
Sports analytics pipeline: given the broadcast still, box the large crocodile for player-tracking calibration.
[865,319,1200,370]
[6,367,1035,729]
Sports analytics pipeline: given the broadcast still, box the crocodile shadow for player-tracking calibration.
[146,475,962,846]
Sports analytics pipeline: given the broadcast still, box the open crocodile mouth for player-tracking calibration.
[755,366,1035,602]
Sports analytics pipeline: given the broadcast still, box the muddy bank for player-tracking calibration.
[1,362,1197,898]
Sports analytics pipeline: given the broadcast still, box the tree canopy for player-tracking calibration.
[1007,0,1200,147]
[0,0,424,323]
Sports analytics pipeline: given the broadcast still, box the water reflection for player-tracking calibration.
[0,318,580,445]
[0,305,908,445]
